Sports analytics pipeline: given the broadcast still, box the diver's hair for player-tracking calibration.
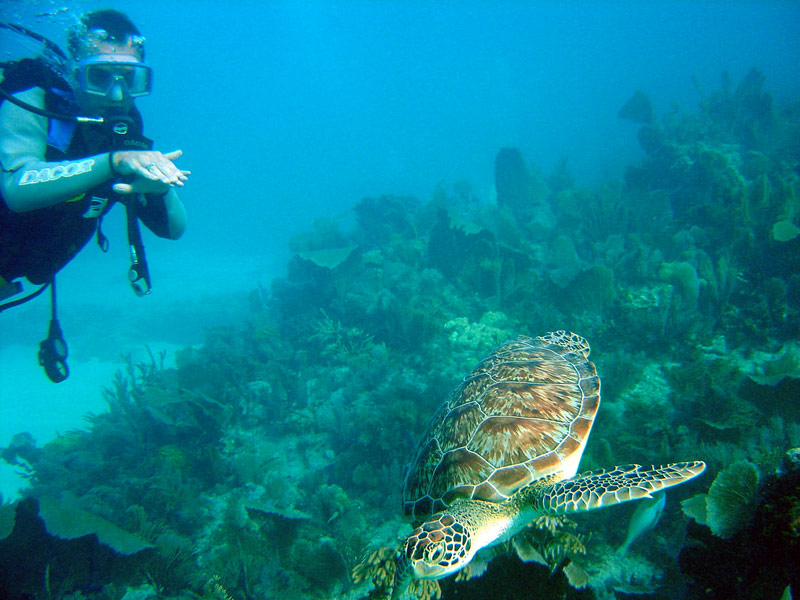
[66,9,143,60]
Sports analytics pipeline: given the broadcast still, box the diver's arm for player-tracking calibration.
[138,188,187,240]
[162,188,187,239]
[0,88,115,212]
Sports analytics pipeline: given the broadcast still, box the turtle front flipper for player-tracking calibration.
[539,462,706,514]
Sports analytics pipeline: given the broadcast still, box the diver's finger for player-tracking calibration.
[114,178,173,194]
[159,168,186,185]
[163,150,183,161]
[161,166,190,183]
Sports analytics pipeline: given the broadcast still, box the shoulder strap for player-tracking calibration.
[0,58,69,95]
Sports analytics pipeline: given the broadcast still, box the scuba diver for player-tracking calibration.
[0,10,190,382]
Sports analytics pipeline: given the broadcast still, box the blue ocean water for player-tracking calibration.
[1,0,798,339]
[0,1,799,597]
[0,0,795,346]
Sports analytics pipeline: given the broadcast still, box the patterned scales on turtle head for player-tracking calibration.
[393,331,705,593]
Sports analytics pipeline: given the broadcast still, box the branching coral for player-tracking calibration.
[352,546,443,600]
[310,309,376,362]
[408,579,442,600]
[510,513,588,577]
[352,546,396,597]
[203,575,235,600]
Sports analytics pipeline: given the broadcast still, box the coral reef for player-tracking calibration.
[679,448,800,599]
[1,69,799,600]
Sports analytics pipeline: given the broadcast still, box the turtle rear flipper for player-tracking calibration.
[540,462,706,514]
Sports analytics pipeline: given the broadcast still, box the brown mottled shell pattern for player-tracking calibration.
[403,332,601,519]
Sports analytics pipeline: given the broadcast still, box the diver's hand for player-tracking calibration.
[112,175,174,196]
[111,149,190,188]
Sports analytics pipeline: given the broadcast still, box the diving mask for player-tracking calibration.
[77,54,152,98]
[85,27,146,54]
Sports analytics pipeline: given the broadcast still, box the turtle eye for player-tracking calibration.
[425,541,446,564]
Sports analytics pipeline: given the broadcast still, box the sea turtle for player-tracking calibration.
[393,331,705,596]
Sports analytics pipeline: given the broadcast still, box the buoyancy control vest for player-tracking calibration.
[0,57,152,285]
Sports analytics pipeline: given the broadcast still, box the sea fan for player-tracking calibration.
[682,459,760,539]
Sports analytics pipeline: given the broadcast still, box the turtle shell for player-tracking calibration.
[402,331,600,519]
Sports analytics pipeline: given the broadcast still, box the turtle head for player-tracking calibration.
[399,513,474,581]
